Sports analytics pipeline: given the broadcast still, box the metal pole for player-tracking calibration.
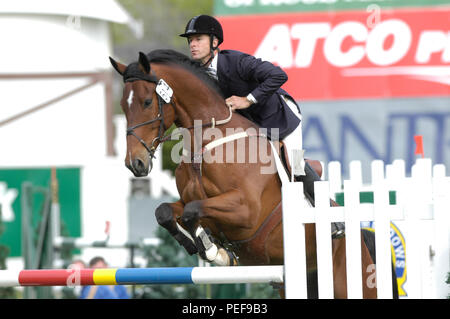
[21,182,34,299]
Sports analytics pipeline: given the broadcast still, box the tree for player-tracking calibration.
[114,0,212,46]
[109,1,279,299]
[137,226,279,299]
[136,226,205,298]
[111,1,214,172]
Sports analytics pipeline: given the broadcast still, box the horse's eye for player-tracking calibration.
[144,99,152,108]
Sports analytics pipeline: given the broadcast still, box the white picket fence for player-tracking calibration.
[282,158,450,299]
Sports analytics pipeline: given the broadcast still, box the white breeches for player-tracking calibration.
[281,96,305,176]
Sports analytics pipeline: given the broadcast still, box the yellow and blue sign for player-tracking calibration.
[364,221,407,296]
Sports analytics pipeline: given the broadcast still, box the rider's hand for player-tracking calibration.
[225,96,253,111]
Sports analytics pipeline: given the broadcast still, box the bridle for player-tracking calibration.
[123,72,233,161]
[124,75,174,160]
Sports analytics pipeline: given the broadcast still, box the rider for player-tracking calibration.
[180,16,342,239]
[179,15,329,198]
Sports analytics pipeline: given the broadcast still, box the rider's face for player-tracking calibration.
[188,34,212,64]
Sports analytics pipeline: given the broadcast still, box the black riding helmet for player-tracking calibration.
[180,15,223,49]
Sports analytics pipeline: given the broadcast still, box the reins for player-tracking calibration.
[124,76,169,159]
[124,72,233,159]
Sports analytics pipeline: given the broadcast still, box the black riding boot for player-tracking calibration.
[295,162,345,238]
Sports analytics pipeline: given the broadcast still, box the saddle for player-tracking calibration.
[230,142,345,265]
[271,140,322,189]
[276,141,322,198]
[275,141,345,236]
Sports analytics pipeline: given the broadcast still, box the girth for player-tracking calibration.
[229,202,282,265]
[188,131,279,265]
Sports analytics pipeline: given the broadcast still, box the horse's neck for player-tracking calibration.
[175,101,255,137]
[173,100,223,129]
[156,64,255,140]
[175,90,231,129]
[154,65,222,127]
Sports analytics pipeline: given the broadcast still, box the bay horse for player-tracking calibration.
[109,49,392,298]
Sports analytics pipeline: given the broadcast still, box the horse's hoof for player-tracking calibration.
[155,203,198,255]
[155,203,177,234]
[182,200,202,229]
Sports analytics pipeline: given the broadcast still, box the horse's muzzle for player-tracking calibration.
[127,157,153,177]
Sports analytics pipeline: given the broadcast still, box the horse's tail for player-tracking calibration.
[361,228,399,299]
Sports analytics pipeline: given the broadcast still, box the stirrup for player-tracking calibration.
[332,222,345,239]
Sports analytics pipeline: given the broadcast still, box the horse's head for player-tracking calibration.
[109,52,175,177]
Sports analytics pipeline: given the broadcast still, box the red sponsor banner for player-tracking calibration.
[217,7,450,100]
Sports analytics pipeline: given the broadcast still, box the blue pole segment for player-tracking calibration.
[116,267,194,284]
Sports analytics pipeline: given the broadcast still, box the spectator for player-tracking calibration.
[67,259,86,297]
[69,259,86,270]
[79,256,130,299]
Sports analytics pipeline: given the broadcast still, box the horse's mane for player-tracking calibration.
[145,49,224,97]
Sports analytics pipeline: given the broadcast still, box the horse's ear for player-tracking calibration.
[109,57,126,75]
[138,51,151,74]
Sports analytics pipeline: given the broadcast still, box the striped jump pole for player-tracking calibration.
[0,266,284,287]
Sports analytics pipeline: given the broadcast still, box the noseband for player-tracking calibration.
[124,75,174,159]
[123,69,233,161]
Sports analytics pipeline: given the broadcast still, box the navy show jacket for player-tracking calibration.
[216,49,301,140]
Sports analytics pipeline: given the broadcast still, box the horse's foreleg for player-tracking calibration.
[155,200,198,255]
[181,190,252,266]
[191,223,238,266]
[182,190,255,228]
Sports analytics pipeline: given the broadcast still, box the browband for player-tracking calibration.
[124,73,158,83]
[122,62,159,83]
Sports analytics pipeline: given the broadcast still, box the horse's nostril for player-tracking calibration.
[133,158,145,171]
[126,156,149,177]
